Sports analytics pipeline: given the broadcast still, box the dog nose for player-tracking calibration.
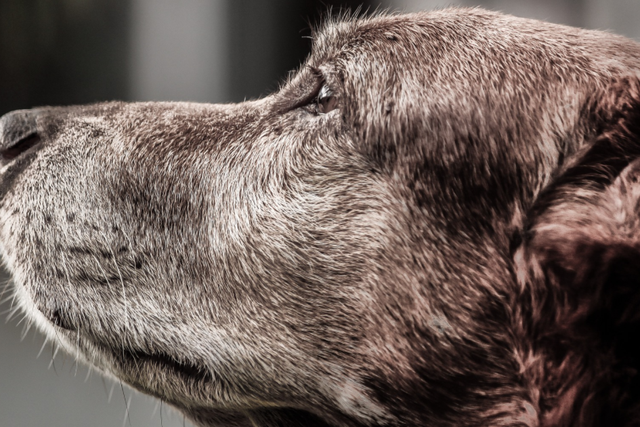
[0,109,42,162]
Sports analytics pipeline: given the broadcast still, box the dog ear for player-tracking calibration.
[515,77,640,424]
[524,158,640,324]
[520,76,640,326]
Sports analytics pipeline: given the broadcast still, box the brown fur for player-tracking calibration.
[1,7,640,426]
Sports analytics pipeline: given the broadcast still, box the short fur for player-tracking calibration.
[2,8,640,426]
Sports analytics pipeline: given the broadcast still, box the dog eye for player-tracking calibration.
[314,83,338,114]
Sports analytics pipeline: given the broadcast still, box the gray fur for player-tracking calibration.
[2,8,640,426]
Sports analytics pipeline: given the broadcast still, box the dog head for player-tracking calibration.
[2,8,640,427]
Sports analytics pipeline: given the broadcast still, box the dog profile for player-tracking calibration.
[2,7,640,426]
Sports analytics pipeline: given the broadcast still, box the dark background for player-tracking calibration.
[0,0,638,426]
[0,0,372,115]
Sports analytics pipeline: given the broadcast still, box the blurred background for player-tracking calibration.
[0,0,638,426]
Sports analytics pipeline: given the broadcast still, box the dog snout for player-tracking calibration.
[0,109,42,163]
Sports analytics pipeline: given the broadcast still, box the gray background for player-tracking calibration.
[0,0,638,426]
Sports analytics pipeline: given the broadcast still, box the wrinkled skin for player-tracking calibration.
[2,8,640,427]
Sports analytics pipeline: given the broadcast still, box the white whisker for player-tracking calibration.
[120,382,132,427]
[74,328,80,376]
[52,343,60,360]
[14,313,27,327]
[0,293,14,305]
[4,306,21,322]
[9,291,18,310]
[48,344,59,372]
[108,380,116,403]
[0,280,10,302]
[85,364,93,382]
[20,320,32,341]
[152,399,160,418]
[37,337,48,359]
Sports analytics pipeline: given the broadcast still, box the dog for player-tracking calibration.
[2,7,640,426]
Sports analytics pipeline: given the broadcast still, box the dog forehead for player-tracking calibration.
[310,7,639,76]
[310,8,503,64]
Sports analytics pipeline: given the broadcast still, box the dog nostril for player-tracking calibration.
[0,109,42,162]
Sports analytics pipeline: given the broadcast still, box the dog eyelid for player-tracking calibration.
[284,69,339,115]
[315,82,338,114]
[318,84,331,99]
